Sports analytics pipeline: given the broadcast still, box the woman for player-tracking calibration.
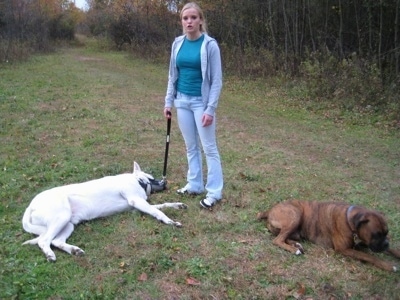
[163,2,223,208]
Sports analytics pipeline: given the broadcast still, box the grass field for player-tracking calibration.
[1,45,399,299]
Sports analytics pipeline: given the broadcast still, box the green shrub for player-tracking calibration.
[299,51,400,119]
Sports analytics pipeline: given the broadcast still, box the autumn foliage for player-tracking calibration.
[0,0,84,60]
[1,0,399,119]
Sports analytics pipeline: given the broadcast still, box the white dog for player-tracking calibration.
[22,162,187,262]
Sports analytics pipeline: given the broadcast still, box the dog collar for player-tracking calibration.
[346,205,362,245]
[346,205,356,231]
[138,179,151,196]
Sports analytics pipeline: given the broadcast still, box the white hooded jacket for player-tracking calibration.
[164,34,223,116]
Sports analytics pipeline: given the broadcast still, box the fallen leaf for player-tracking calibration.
[297,282,306,295]
[186,277,201,286]
[292,282,306,299]
[138,273,148,281]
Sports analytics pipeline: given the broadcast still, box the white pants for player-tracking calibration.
[174,92,223,200]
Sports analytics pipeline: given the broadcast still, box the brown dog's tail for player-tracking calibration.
[256,211,269,221]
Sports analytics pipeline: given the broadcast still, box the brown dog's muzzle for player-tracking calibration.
[369,239,389,253]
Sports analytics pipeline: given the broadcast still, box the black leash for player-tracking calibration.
[162,111,172,182]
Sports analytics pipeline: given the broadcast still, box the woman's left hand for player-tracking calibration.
[202,113,214,127]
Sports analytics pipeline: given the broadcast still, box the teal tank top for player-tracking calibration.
[176,34,204,96]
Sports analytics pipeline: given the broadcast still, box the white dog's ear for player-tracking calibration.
[133,161,141,173]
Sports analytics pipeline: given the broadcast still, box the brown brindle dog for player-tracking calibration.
[257,200,400,272]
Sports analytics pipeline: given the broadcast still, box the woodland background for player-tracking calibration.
[1,0,399,126]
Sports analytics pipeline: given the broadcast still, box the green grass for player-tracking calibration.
[1,46,400,299]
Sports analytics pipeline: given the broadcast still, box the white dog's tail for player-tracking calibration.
[22,237,40,245]
[22,206,46,245]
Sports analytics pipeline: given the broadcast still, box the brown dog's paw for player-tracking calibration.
[257,211,268,220]
[295,243,304,254]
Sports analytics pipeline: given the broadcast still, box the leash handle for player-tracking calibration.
[163,111,172,178]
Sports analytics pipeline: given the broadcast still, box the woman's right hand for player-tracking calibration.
[164,107,172,118]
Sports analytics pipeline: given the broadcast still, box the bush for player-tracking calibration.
[300,52,384,108]
[298,51,399,127]
[221,44,281,77]
[49,14,76,40]
[0,39,32,63]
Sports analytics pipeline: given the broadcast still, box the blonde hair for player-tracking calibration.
[180,2,208,34]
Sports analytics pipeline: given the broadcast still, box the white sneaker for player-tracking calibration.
[177,187,201,195]
[200,197,216,208]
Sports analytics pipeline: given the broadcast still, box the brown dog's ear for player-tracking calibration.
[352,212,369,230]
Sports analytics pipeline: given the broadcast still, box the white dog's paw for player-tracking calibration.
[41,246,56,262]
[178,203,188,209]
[174,221,182,227]
[71,247,85,256]
[46,253,57,262]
